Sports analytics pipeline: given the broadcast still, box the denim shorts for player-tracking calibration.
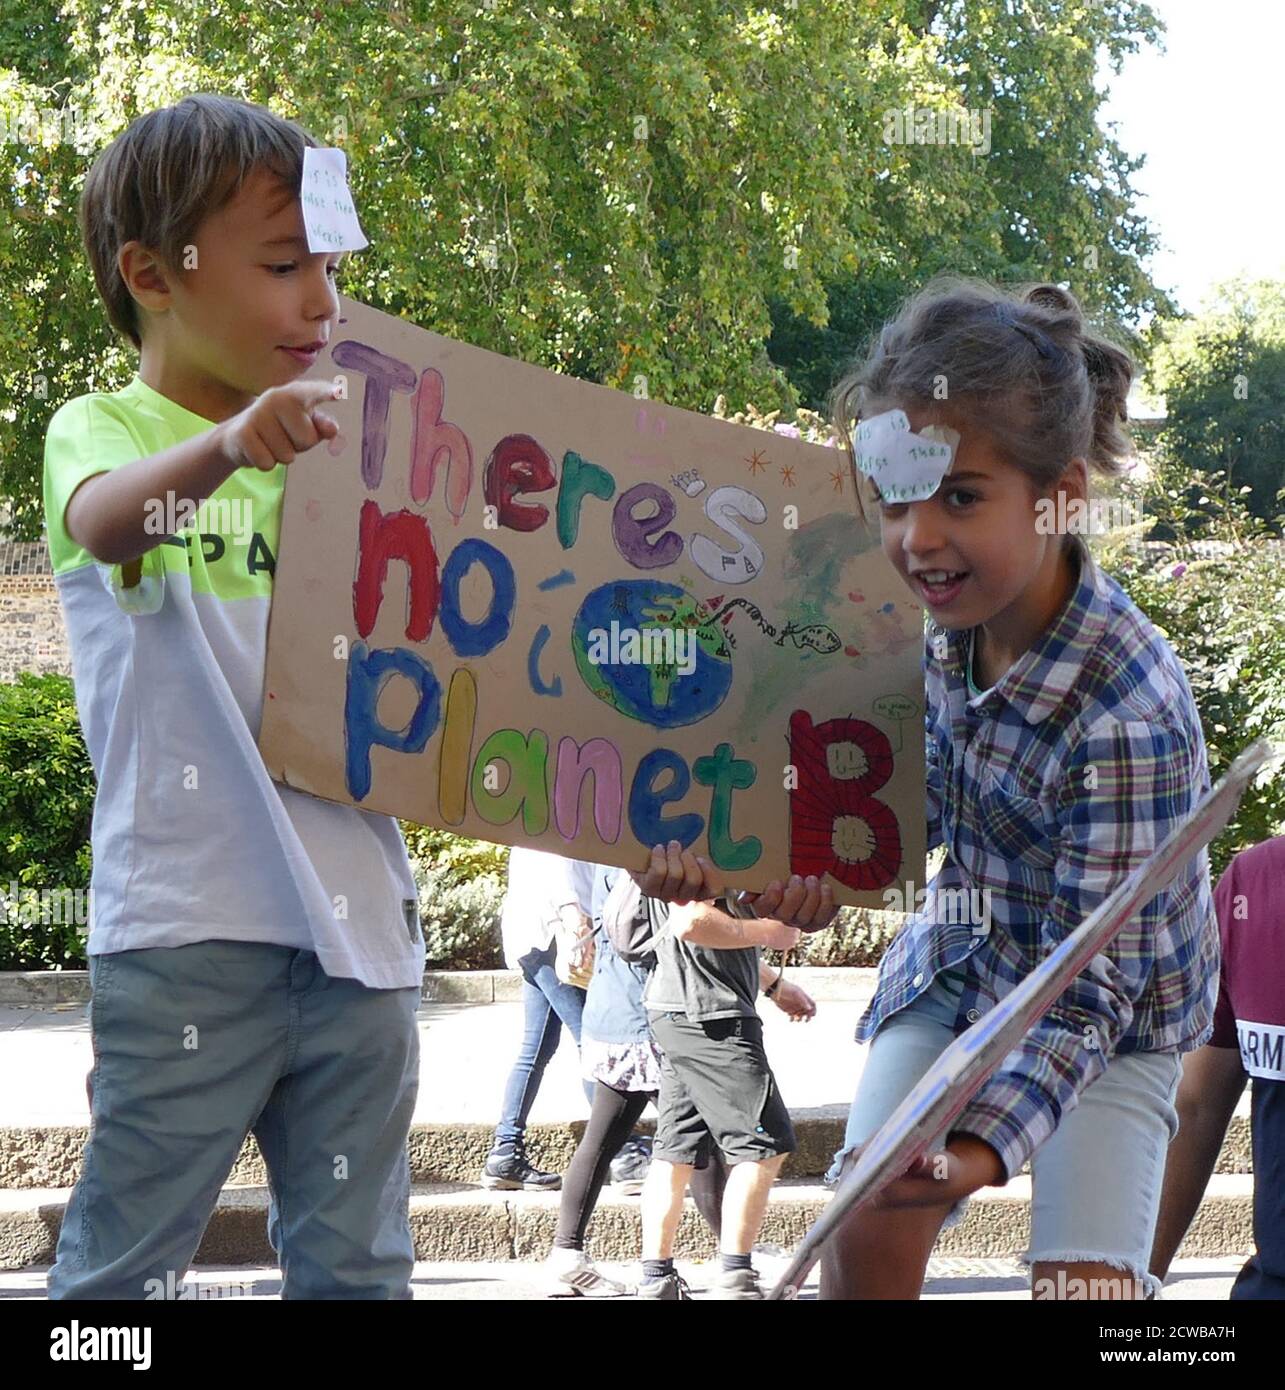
[48,939,421,1300]
[826,971,1182,1298]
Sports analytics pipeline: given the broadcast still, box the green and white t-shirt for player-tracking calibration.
[43,375,423,989]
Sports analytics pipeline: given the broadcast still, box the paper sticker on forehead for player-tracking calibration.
[851,409,962,504]
[301,146,369,254]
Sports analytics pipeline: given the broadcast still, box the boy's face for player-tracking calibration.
[872,405,1085,631]
[136,165,342,402]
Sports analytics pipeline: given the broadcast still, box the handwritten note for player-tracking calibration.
[852,410,958,504]
[301,146,369,254]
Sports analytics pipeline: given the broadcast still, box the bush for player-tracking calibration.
[774,906,903,968]
[0,672,94,970]
[400,823,509,970]
[1104,451,1285,878]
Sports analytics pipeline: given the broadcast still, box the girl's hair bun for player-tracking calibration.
[827,272,1138,529]
[1023,283,1083,327]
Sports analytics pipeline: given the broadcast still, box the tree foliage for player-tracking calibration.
[1145,277,1285,528]
[3,0,1170,535]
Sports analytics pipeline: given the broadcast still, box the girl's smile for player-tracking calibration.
[910,569,970,608]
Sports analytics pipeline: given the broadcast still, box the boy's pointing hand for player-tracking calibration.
[218,378,342,472]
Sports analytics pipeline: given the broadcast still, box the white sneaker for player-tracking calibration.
[751,1242,791,1291]
[543,1246,634,1298]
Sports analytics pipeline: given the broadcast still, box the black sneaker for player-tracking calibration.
[480,1139,562,1191]
[636,1271,692,1300]
[610,1136,653,1196]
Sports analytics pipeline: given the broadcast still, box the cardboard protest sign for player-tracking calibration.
[767,737,1275,1298]
[257,296,927,904]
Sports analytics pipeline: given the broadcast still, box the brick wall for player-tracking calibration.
[0,541,71,683]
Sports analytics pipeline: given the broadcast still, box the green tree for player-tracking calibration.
[1145,277,1285,528]
[770,0,1174,405]
[4,0,1171,536]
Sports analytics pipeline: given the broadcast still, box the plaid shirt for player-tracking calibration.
[856,544,1219,1182]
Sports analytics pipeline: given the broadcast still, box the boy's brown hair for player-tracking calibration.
[828,275,1136,526]
[78,93,319,350]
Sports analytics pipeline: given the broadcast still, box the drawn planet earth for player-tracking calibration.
[572,579,734,728]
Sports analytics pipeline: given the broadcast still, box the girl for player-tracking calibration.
[816,277,1218,1300]
[642,277,1218,1301]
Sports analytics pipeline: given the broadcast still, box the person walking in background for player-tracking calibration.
[481,847,598,1191]
[631,845,815,1301]
[1151,835,1285,1299]
[544,864,733,1296]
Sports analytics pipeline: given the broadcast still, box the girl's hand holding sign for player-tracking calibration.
[630,839,837,934]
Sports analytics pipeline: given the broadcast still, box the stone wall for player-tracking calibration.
[0,542,71,683]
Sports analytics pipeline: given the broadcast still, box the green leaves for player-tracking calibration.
[1110,444,1285,875]
[0,672,95,969]
[2,1,1180,532]
[1146,277,1285,527]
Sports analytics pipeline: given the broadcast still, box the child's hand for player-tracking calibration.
[770,979,816,1021]
[757,920,803,952]
[745,874,837,933]
[629,841,723,903]
[217,379,342,472]
[866,1135,1005,1208]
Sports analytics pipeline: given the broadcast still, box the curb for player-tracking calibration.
[1,1175,1257,1272]
[0,1113,1253,1192]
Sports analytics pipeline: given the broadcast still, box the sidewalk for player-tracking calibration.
[0,1257,1243,1301]
[0,975,876,1129]
[0,977,1255,1129]
[0,973,1256,1281]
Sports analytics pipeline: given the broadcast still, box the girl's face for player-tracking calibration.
[871,406,1085,633]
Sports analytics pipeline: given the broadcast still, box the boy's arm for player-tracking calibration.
[64,379,340,566]
[66,432,238,565]
[1149,1043,1246,1281]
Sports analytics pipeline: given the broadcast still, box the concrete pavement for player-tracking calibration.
[0,1256,1246,1300]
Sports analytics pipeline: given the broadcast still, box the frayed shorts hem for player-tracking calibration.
[1022,1249,1163,1300]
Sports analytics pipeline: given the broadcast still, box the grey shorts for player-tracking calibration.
[648,1010,796,1167]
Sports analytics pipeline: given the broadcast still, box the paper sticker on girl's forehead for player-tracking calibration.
[851,409,961,503]
[301,146,370,254]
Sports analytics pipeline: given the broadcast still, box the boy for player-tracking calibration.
[1150,835,1285,1299]
[630,841,809,1300]
[43,94,423,1299]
